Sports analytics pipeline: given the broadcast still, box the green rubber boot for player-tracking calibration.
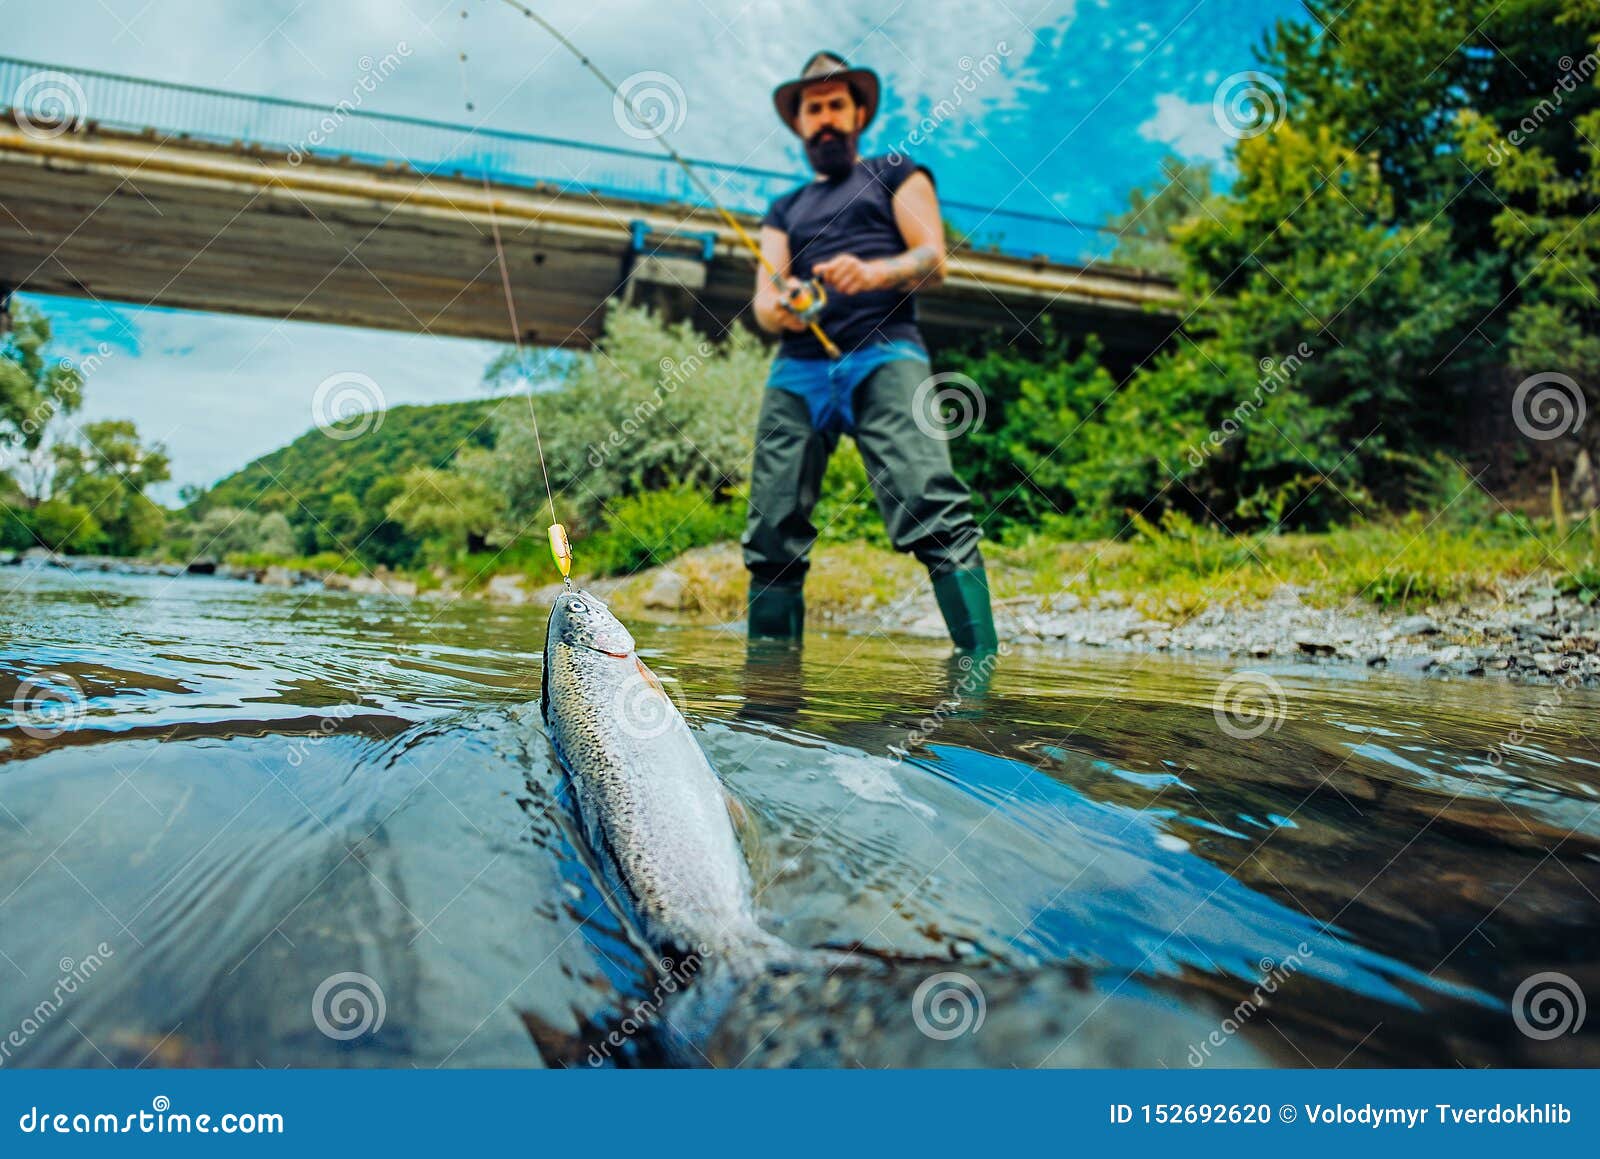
[931,567,999,653]
[747,581,805,640]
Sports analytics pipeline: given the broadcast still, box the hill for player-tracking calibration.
[192,398,505,567]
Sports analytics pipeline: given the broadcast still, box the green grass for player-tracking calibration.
[995,511,1596,620]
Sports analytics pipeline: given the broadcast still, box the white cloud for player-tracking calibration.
[1137,90,1230,165]
[32,295,501,505]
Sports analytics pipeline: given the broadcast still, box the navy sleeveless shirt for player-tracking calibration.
[760,153,935,359]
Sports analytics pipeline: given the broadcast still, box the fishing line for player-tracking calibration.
[458,7,571,582]
[491,0,842,358]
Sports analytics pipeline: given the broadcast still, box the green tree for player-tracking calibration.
[1106,156,1217,275]
[51,420,171,555]
[1,302,83,490]
[468,304,767,533]
[323,491,364,547]
[257,511,298,558]
[1263,0,1596,240]
[1068,123,1489,533]
[1264,0,1600,390]
[188,507,261,559]
[1457,0,1600,399]
[385,466,502,558]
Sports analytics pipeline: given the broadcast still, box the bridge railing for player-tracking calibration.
[0,55,1132,268]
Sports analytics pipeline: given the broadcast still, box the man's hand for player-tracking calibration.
[811,253,886,296]
[754,227,816,334]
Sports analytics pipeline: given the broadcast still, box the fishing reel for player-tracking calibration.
[781,277,829,324]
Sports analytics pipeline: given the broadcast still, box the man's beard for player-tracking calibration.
[805,127,858,179]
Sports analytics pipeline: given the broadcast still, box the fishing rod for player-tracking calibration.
[492,0,842,359]
[458,10,573,584]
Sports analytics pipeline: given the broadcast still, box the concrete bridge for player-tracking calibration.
[0,57,1178,367]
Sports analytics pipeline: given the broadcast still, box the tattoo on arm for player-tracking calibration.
[878,244,944,291]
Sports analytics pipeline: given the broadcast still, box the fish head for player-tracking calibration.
[547,588,636,659]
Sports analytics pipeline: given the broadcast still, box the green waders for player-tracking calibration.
[741,356,997,652]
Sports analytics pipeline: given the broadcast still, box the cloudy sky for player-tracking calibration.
[3,0,1302,500]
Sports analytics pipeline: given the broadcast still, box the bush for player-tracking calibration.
[582,481,744,576]
[939,325,1118,538]
[470,304,768,532]
[31,497,103,552]
[0,502,35,550]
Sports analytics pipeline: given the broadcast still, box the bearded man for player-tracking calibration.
[743,51,997,653]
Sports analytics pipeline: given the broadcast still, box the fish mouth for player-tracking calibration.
[572,640,631,659]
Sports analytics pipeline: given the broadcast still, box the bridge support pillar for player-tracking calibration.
[0,285,12,337]
[621,253,708,326]
[620,220,716,327]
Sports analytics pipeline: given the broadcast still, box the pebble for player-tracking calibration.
[1394,614,1441,636]
[977,574,1600,689]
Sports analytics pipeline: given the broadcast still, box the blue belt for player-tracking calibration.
[767,338,927,435]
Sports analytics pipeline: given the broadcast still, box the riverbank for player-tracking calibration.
[11,520,1600,687]
[601,541,1600,687]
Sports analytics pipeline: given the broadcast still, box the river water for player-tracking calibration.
[1,566,1597,1068]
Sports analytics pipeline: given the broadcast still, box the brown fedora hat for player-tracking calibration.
[772,51,880,136]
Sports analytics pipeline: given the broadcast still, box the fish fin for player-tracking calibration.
[518,1008,596,1068]
[732,935,888,979]
[723,790,750,832]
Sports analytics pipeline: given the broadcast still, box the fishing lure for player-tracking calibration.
[548,522,572,583]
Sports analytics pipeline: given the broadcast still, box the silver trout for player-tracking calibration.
[540,587,815,983]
